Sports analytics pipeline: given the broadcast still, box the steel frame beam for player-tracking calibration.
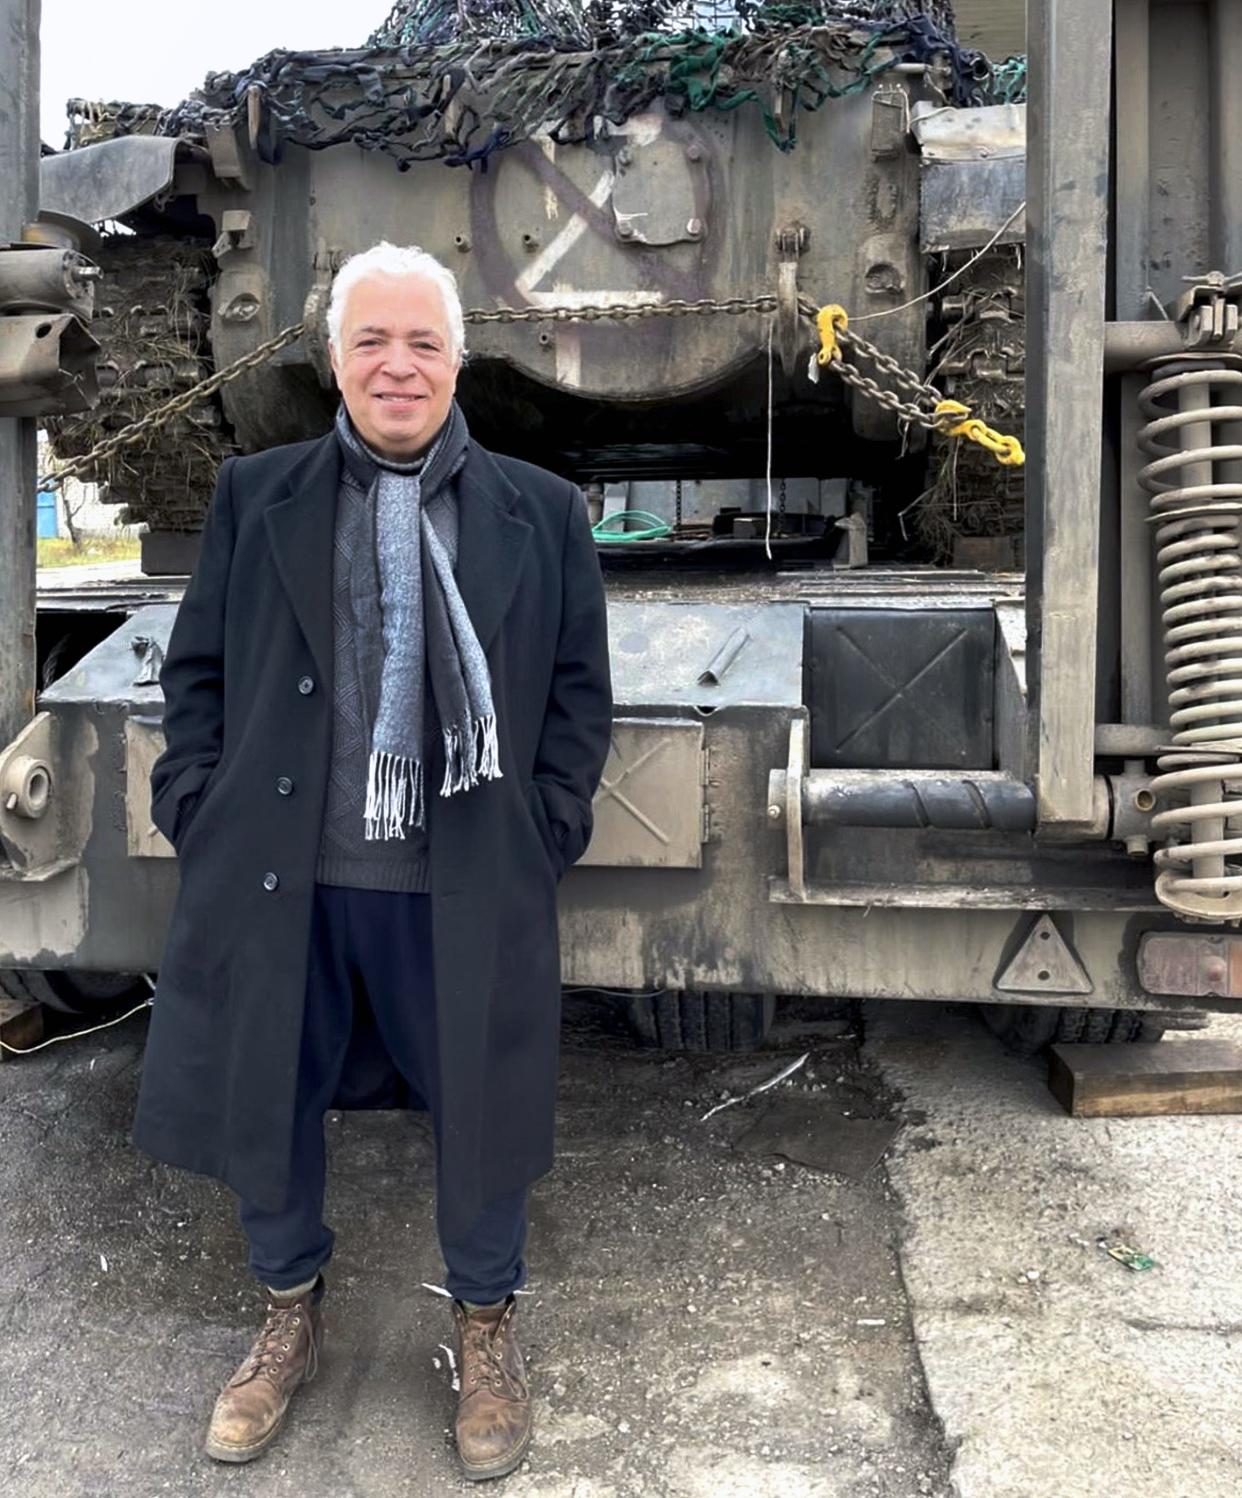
[1025,0,1114,827]
[0,0,40,753]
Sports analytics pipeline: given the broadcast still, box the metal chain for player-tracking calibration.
[795,291,946,430]
[465,295,780,325]
[840,326,944,409]
[829,357,939,430]
[41,290,956,487]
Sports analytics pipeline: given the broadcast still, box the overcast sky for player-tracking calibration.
[39,0,380,146]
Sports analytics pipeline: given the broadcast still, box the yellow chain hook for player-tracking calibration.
[934,399,1025,467]
[816,304,849,366]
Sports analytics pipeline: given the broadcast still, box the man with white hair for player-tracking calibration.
[135,242,612,1479]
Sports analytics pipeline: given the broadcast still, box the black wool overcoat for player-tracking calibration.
[133,431,612,1232]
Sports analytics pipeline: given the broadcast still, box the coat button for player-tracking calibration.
[298,676,315,695]
[276,776,294,796]
[262,872,279,892]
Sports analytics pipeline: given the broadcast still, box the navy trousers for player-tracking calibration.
[238,883,527,1304]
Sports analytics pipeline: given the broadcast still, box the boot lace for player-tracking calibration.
[239,1301,318,1385]
[460,1310,517,1398]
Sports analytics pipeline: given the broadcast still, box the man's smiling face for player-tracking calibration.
[329,272,461,460]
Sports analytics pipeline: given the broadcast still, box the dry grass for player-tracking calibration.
[37,535,142,569]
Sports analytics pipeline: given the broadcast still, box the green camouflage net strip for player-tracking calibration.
[65,5,1015,164]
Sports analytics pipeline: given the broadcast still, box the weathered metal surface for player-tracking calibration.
[0,311,99,418]
[1024,0,1111,828]
[953,0,1026,56]
[1138,930,1242,998]
[919,155,1025,254]
[806,606,995,769]
[1209,0,1242,275]
[0,713,63,876]
[578,718,704,868]
[606,600,803,710]
[768,879,1162,912]
[39,137,180,227]
[192,92,925,454]
[40,604,174,708]
[1103,321,1194,374]
[1112,4,1160,743]
[993,597,1027,777]
[913,102,1026,163]
[0,244,95,319]
[1095,722,1165,756]
[913,101,1026,253]
[0,0,40,758]
[995,912,1094,995]
[795,769,1036,831]
[124,718,174,860]
[0,864,88,962]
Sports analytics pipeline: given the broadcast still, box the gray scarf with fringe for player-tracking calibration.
[334,401,501,840]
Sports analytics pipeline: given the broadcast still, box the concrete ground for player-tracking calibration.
[0,996,949,1498]
[1,993,1238,1498]
[866,1003,1242,1498]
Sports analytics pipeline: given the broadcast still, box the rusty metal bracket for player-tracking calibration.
[0,244,99,418]
[1174,270,1242,350]
[767,715,808,900]
[0,313,98,418]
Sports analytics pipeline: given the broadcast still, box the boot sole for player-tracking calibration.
[458,1422,532,1482]
[205,1412,287,1465]
[205,1379,307,1466]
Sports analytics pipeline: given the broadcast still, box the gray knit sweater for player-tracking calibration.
[316,463,459,892]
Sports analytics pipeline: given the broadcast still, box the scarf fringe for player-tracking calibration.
[441,714,503,797]
[365,749,425,840]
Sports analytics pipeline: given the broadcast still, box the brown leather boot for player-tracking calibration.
[452,1296,532,1480]
[204,1279,324,1463]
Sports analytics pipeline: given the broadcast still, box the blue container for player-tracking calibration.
[36,490,59,540]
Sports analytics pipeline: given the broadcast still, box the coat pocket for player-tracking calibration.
[524,781,566,880]
[172,760,225,855]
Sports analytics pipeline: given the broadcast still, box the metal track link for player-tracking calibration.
[915,248,1026,561]
[44,236,232,533]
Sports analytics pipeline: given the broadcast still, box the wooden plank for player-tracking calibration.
[0,994,43,1060]
[1048,1040,1242,1117]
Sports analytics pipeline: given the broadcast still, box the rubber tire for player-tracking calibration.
[627,990,775,1052]
[0,968,149,1017]
[981,1002,1166,1056]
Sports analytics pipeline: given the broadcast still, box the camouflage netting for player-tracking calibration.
[66,1,1020,165]
[367,0,956,47]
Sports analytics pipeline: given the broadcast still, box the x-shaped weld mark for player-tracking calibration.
[596,735,675,846]
[832,627,969,754]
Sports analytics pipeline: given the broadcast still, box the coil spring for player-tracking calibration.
[1140,360,1242,919]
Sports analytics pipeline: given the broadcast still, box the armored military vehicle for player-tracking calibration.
[3,0,1239,1052]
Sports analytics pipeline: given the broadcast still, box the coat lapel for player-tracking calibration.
[263,433,340,688]
[454,441,533,652]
